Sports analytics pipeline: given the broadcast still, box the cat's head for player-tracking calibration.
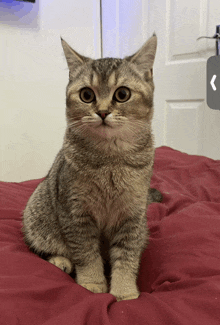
[61,35,157,145]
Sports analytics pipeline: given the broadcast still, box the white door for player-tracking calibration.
[102,0,220,159]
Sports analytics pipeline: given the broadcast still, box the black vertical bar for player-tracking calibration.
[216,25,220,56]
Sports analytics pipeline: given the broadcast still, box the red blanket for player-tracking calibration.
[1,146,220,325]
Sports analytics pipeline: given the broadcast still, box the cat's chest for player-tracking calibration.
[85,167,127,205]
[76,166,148,228]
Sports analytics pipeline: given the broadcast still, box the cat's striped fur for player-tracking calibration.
[22,34,162,301]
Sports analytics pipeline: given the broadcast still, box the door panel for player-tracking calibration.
[168,0,208,61]
[166,100,205,155]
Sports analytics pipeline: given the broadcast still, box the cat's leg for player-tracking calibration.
[60,212,108,294]
[75,256,108,293]
[48,256,73,274]
[109,214,148,301]
[24,234,74,274]
[23,216,74,275]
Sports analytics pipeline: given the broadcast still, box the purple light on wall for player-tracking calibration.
[16,0,35,2]
[101,0,143,58]
[0,0,39,28]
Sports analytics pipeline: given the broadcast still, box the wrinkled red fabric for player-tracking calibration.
[0,146,220,325]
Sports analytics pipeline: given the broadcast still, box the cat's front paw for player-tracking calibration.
[48,256,73,274]
[115,292,140,301]
[80,282,108,293]
[110,289,140,301]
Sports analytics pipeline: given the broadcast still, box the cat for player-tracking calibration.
[22,33,162,301]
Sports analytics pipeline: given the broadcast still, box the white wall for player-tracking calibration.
[0,0,101,181]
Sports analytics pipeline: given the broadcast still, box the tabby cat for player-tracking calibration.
[22,34,162,301]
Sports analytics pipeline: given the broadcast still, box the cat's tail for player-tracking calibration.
[148,188,163,204]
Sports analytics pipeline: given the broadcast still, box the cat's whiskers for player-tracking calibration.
[67,119,84,128]
[67,115,149,148]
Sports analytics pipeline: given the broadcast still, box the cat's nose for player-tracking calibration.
[97,111,110,120]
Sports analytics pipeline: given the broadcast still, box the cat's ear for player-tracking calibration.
[61,37,91,72]
[125,33,157,78]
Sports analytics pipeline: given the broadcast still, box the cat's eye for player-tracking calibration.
[113,87,131,103]
[80,88,95,103]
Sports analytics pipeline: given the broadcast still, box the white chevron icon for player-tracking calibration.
[210,75,217,91]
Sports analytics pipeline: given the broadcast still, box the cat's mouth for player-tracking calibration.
[80,113,128,139]
[82,117,123,139]
[99,119,112,128]
[90,115,115,129]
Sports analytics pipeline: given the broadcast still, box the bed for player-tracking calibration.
[1,146,220,325]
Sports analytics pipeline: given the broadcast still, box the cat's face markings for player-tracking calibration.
[82,69,132,130]
[87,70,131,104]
[62,35,157,139]
[107,71,116,89]
[66,65,146,137]
[90,72,99,89]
